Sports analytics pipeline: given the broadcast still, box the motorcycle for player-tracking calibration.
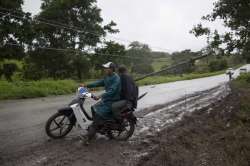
[45,86,147,141]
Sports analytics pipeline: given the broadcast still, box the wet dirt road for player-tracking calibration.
[0,65,249,166]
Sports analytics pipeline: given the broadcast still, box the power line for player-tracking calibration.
[0,11,168,53]
[0,9,172,61]
[135,54,208,82]
[0,6,171,52]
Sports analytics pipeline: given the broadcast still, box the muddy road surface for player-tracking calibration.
[138,83,250,166]
[0,65,249,166]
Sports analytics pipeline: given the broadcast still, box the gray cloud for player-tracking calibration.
[23,0,226,52]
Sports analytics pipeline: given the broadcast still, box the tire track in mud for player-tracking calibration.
[1,84,230,166]
[134,84,229,137]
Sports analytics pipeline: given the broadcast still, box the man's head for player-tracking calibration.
[118,65,127,74]
[102,62,116,76]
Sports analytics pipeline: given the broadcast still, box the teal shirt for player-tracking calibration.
[87,73,121,102]
[86,73,121,118]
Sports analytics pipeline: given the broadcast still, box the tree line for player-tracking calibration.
[0,0,249,81]
[0,0,173,81]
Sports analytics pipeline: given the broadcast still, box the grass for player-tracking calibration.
[231,73,250,111]
[152,57,172,71]
[137,70,225,86]
[233,73,250,87]
[0,80,77,100]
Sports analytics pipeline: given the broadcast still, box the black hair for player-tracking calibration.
[118,65,127,74]
[110,63,116,72]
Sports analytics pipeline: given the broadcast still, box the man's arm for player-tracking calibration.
[86,79,105,88]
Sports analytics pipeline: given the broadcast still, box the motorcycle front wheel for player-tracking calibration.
[45,112,74,139]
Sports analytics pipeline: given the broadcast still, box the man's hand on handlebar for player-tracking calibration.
[92,95,101,101]
[79,83,100,100]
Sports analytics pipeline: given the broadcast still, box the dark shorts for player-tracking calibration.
[92,101,113,119]
[112,100,132,118]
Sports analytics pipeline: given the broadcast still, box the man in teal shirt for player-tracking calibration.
[86,62,121,143]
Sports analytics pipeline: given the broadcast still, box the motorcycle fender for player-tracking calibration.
[58,107,76,125]
[129,113,137,125]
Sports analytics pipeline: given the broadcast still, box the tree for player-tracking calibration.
[35,0,118,50]
[24,49,74,80]
[0,0,33,60]
[72,53,90,81]
[191,0,250,61]
[128,41,151,52]
[93,41,126,70]
[171,49,200,64]
[25,0,119,79]
[208,59,228,72]
[126,41,154,74]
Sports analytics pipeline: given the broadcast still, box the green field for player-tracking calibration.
[151,57,172,71]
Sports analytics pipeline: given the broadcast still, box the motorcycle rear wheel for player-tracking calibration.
[45,112,73,139]
[108,119,135,141]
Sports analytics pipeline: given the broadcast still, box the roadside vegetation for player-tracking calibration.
[231,73,250,112]
[0,67,241,100]
[0,80,77,100]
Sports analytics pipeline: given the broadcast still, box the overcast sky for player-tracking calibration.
[23,0,226,53]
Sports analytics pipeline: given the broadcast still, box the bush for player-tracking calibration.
[131,63,154,75]
[2,63,18,81]
[236,73,250,83]
[209,59,228,72]
[23,61,46,80]
[231,73,250,93]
